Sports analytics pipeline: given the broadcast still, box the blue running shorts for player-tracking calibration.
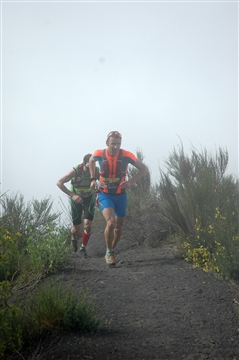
[97,192,127,217]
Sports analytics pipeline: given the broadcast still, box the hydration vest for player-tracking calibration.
[71,164,84,188]
[71,164,99,197]
[99,149,127,192]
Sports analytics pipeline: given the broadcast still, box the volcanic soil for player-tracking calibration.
[18,228,239,360]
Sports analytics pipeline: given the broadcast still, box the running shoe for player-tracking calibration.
[80,246,88,258]
[105,252,116,266]
[71,236,78,252]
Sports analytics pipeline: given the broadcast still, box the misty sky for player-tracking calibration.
[1,1,238,216]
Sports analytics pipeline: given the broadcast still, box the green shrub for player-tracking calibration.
[21,282,100,342]
[63,292,100,332]
[184,202,239,278]
[14,226,72,289]
[0,194,63,284]
[0,281,100,358]
[0,227,19,282]
[0,193,100,358]
[0,281,22,359]
[0,193,59,248]
[158,142,239,279]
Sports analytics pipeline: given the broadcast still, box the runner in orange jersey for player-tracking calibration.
[89,131,148,266]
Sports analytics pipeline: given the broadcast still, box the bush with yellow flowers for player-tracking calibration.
[183,199,239,279]
[159,143,239,280]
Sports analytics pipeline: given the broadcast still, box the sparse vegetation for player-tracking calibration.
[126,149,173,246]
[119,144,239,279]
[0,194,100,359]
[157,143,239,279]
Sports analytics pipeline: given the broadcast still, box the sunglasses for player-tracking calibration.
[107,131,122,139]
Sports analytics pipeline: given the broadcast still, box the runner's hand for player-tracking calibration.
[120,180,132,189]
[95,193,99,207]
[90,180,96,190]
[71,194,83,203]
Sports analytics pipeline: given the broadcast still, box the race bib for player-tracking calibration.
[101,177,120,189]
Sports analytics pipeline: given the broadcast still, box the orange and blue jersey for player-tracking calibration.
[92,148,139,194]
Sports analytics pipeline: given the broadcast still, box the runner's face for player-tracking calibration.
[107,137,121,155]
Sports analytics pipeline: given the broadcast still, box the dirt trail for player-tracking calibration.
[19,230,239,360]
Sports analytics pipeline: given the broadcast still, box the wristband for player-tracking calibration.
[90,177,96,181]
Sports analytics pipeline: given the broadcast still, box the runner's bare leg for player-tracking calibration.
[102,207,115,249]
[112,216,125,249]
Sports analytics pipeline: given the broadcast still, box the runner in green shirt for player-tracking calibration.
[57,153,99,257]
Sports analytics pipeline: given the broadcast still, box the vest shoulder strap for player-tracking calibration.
[76,163,83,176]
[118,149,122,161]
[95,166,99,178]
[102,149,106,162]
[72,163,83,180]
[102,149,122,161]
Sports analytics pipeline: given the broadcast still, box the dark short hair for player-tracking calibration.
[83,153,92,164]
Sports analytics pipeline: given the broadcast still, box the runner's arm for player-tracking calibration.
[89,155,96,189]
[120,161,148,189]
[56,169,83,203]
